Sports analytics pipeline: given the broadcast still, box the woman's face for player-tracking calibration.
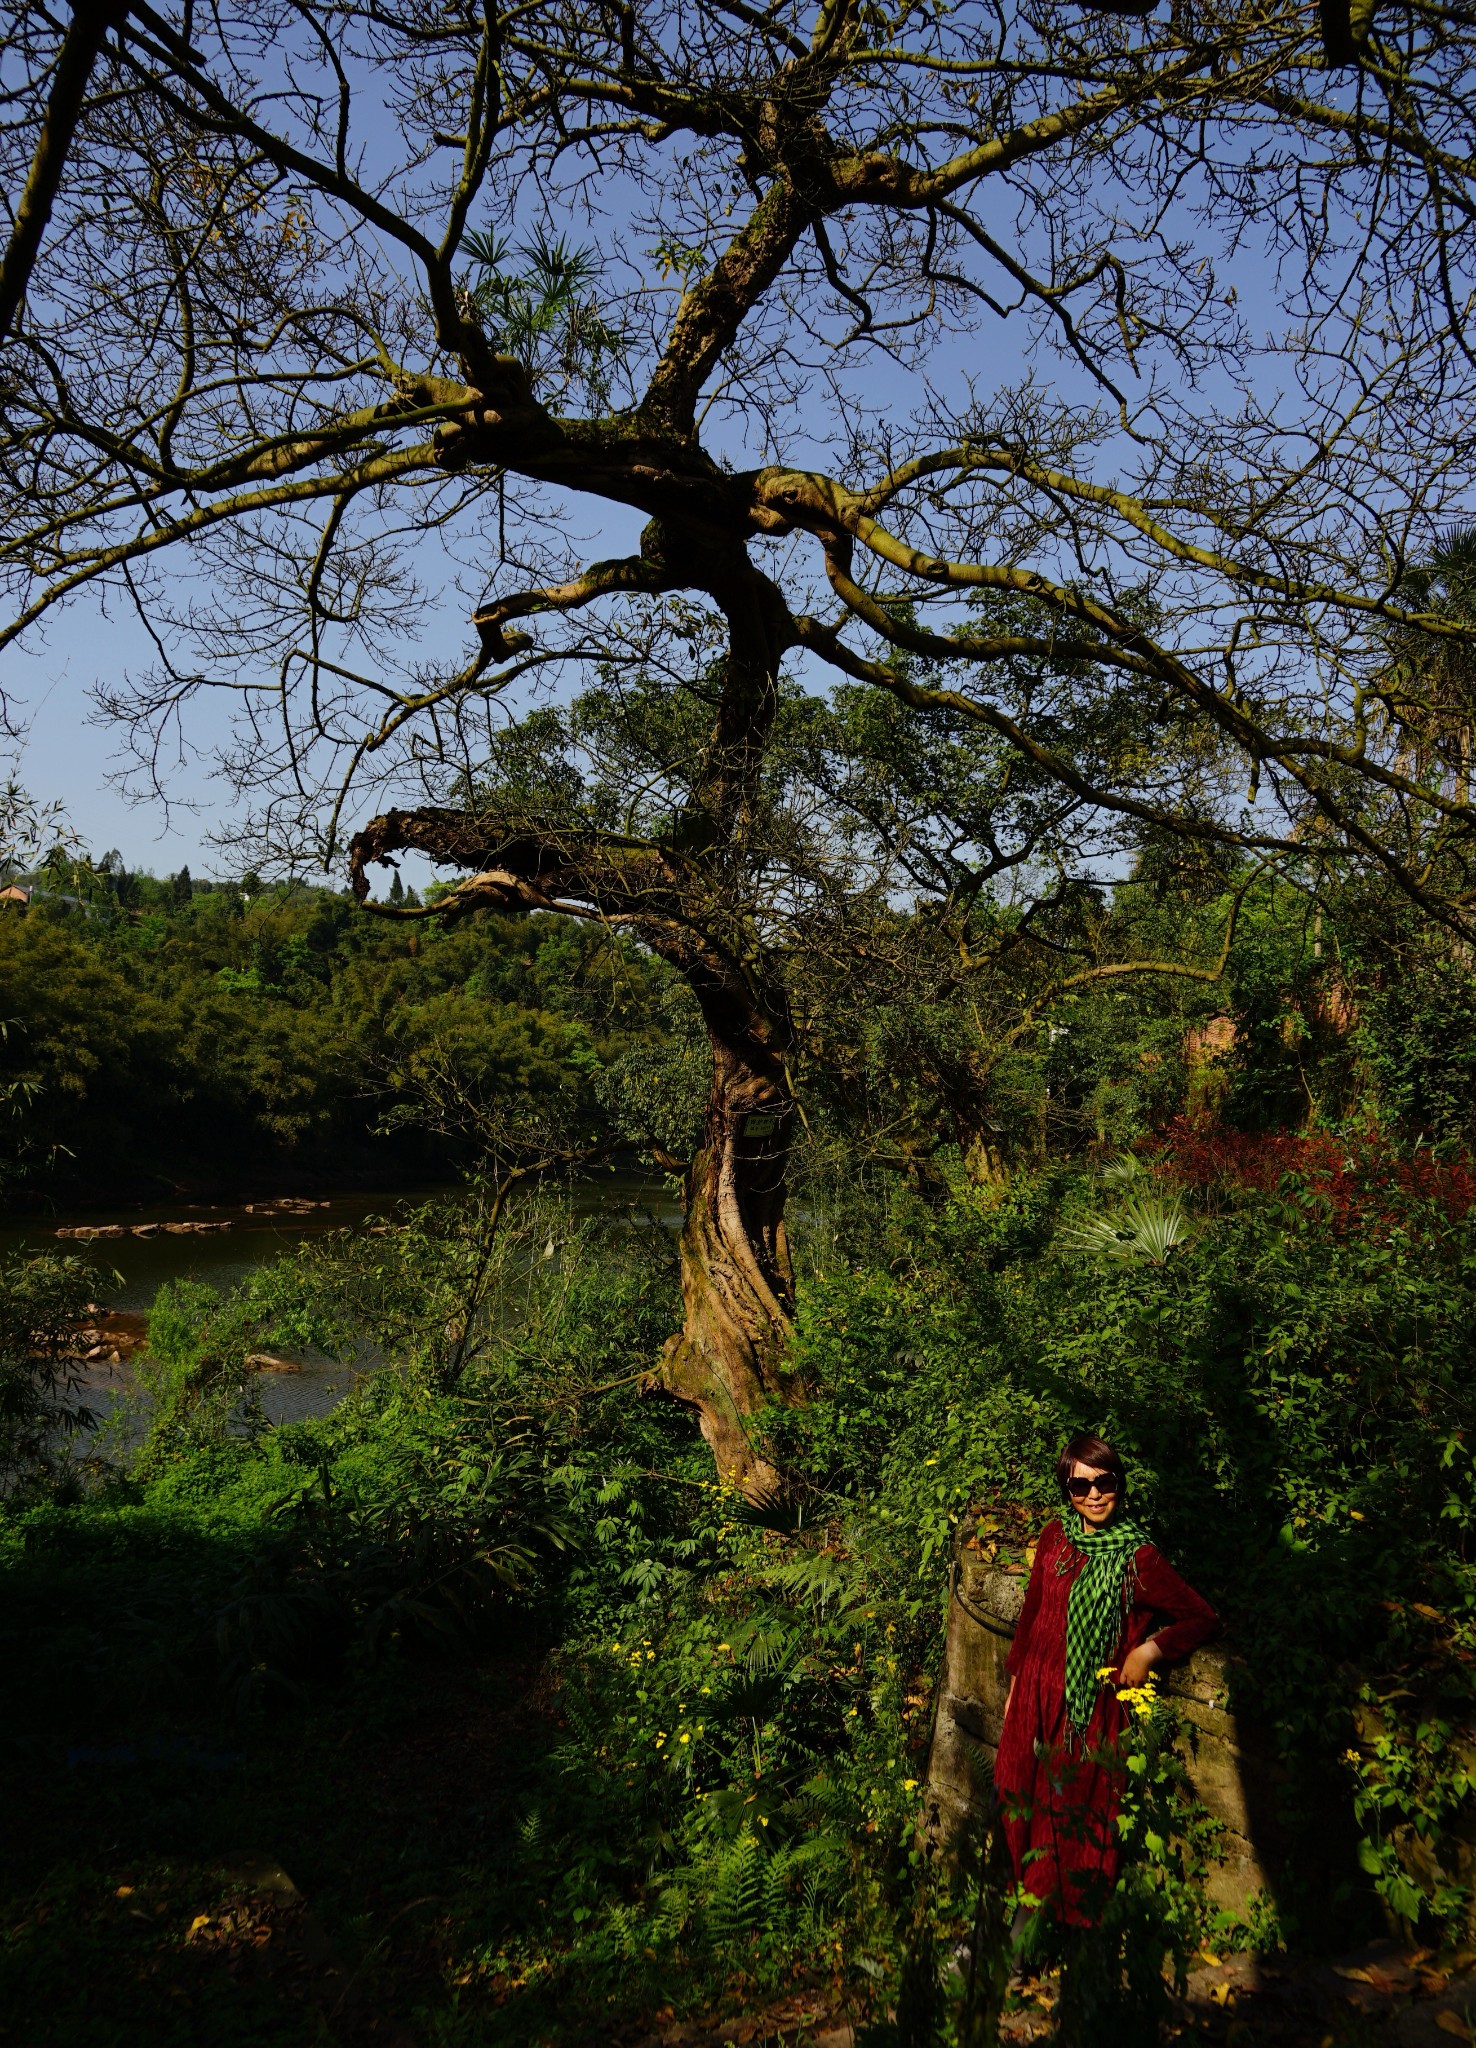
[1068,1460,1121,1529]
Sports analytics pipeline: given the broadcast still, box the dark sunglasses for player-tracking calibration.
[1067,1473,1119,1500]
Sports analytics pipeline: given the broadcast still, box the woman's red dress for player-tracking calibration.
[992,1517,1218,1925]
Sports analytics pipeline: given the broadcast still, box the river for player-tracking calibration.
[3,1175,681,1432]
[0,1187,458,1310]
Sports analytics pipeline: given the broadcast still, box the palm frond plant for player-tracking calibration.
[1060,1191,1198,1267]
[1100,1150,1147,1186]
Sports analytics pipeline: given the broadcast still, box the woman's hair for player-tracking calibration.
[1056,1431,1128,1502]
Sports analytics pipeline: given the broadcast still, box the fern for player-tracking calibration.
[705,1828,767,1945]
[734,1616,797,1676]
[517,1801,549,1860]
[767,1547,868,1612]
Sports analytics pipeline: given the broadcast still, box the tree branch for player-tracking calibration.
[0,1,118,343]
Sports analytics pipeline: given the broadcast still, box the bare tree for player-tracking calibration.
[2,0,1475,1483]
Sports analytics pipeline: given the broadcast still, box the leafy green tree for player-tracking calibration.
[0,877,668,1199]
[5,0,1476,1475]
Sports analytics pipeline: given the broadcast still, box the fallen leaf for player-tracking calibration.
[187,1914,211,1938]
[1435,2012,1472,2040]
[1336,1965,1402,1993]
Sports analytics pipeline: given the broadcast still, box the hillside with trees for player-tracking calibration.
[0,866,677,1204]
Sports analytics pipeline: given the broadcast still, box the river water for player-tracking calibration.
[0,1187,458,1309]
[4,1176,680,1433]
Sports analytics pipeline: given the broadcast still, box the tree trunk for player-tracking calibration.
[661,1009,802,1497]
[963,1131,1012,1203]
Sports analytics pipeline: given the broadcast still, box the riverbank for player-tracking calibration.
[23,1174,681,1442]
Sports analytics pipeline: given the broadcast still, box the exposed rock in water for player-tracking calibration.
[246,1352,302,1374]
[54,1218,233,1240]
[62,1309,147,1360]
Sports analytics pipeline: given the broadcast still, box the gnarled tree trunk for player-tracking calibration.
[662,982,803,1495]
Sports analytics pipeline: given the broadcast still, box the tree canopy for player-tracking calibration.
[1,0,1473,895]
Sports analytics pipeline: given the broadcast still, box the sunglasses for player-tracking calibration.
[1067,1473,1119,1500]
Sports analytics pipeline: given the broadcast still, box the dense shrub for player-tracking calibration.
[7,1149,1476,2038]
[0,1248,108,1498]
[1147,1119,1476,1232]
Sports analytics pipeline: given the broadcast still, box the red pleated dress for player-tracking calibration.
[992,1516,1218,1925]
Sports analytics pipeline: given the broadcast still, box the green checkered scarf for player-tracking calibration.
[1057,1512,1150,1740]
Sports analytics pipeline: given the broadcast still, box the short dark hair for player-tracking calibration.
[1057,1432,1128,1503]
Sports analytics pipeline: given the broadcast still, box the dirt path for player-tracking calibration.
[602,1940,1476,2048]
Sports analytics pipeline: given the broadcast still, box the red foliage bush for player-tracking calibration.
[1142,1119,1476,1234]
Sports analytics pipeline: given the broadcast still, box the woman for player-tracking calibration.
[992,1432,1218,1928]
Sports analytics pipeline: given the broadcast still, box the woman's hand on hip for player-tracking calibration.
[1118,1639,1163,1690]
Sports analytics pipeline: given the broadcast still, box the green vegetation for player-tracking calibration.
[4,862,1476,2042]
[5,0,1476,2032]
[0,870,675,1204]
[0,1249,105,1497]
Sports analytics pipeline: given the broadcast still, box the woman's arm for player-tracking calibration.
[1119,1545,1219,1686]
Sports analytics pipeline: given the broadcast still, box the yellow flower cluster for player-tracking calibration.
[1114,1678,1160,1720]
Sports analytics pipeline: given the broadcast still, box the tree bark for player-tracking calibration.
[662,982,802,1497]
